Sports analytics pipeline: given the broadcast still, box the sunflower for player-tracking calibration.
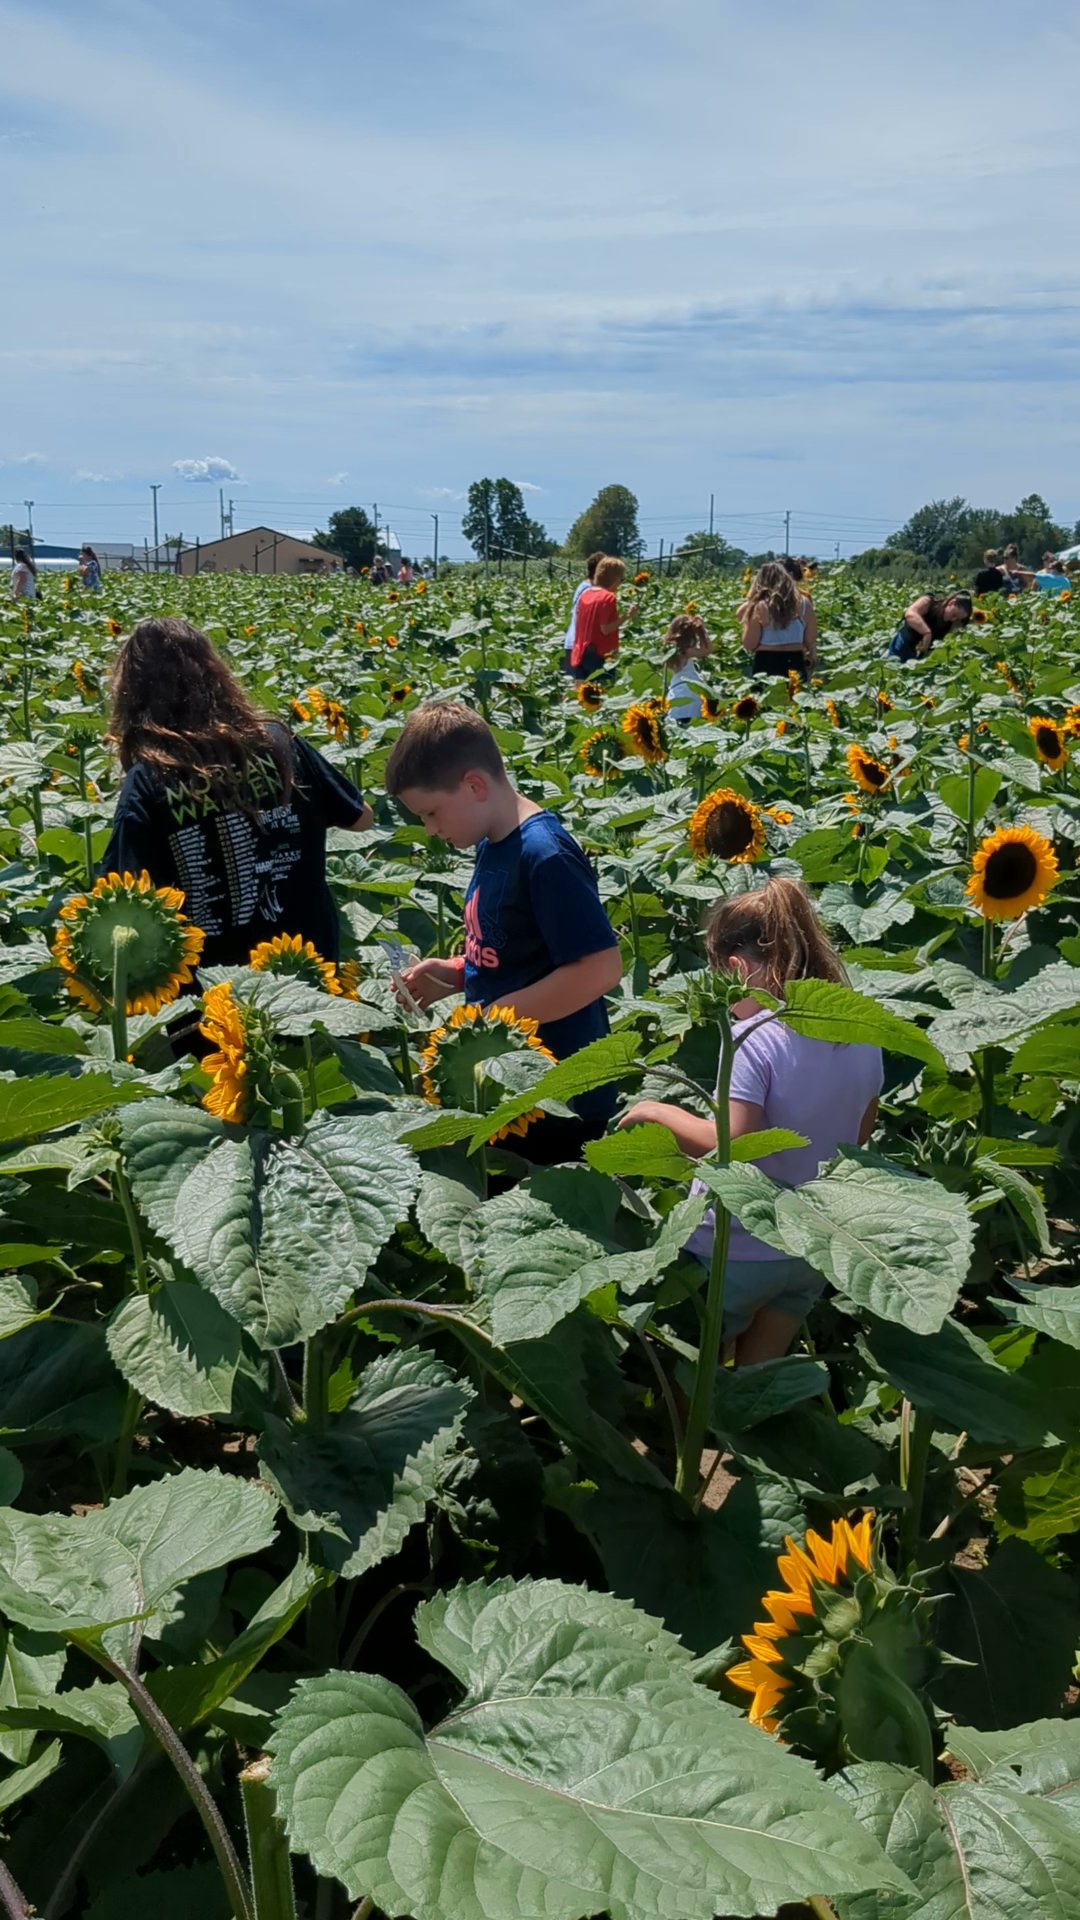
[305,686,328,715]
[336,959,361,999]
[846,743,890,794]
[199,982,252,1123]
[688,789,766,863]
[1064,705,1080,739]
[876,691,893,712]
[289,699,312,724]
[633,569,650,586]
[958,734,969,754]
[71,660,96,700]
[728,1518,873,1736]
[824,698,841,728]
[787,669,801,700]
[967,824,1058,921]
[766,805,793,825]
[621,702,668,765]
[701,694,723,722]
[576,681,604,712]
[388,683,412,705]
[53,870,204,1016]
[579,728,626,777]
[774,719,788,738]
[683,600,698,615]
[243,623,257,636]
[324,699,348,744]
[1029,716,1068,771]
[249,932,342,995]
[414,578,427,594]
[972,608,990,624]
[107,617,123,638]
[419,1004,556,1141]
[733,693,759,722]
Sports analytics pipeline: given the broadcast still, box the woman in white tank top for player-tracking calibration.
[738,560,817,680]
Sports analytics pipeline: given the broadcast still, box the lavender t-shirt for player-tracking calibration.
[687,1014,884,1262]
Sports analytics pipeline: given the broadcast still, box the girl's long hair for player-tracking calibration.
[665,612,708,664]
[741,560,801,629]
[109,617,292,802]
[705,876,844,999]
[14,547,36,577]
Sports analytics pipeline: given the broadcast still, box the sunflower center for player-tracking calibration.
[1036,725,1062,757]
[983,842,1038,898]
[859,757,888,789]
[704,802,756,858]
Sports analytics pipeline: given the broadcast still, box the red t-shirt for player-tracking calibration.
[571,587,619,667]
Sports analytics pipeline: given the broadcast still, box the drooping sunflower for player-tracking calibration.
[701,694,723,722]
[289,698,312,724]
[845,743,891,794]
[688,789,766,863]
[786,669,801,700]
[733,693,759,722]
[324,700,348,744]
[1028,716,1068,771]
[198,981,277,1125]
[419,1004,556,1141]
[579,728,627,778]
[729,1519,873,1733]
[967,824,1058,921]
[305,686,328,715]
[621,702,668,765]
[576,681,604,712]
[249,932,342,995]
[824,698,842,729]
[1064,705,1080,739]
[52,870,204,1016]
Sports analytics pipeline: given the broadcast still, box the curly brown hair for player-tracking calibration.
[108,617,292,803]
[665,613,709,664]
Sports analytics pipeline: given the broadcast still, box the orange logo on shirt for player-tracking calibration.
[464,891,499,970]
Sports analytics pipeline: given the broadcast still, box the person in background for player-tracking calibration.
[1000,545,1033,593]
[9,547,36,601]
[371,555,389,585]
[562,551,604,670]
[973,549,1006,595]
[79,546,102,591]
[102,618,373,970]
[1035,557,1071,595]
[888,590,972,661]
[397,558,414,586]
[618,877,882,1365]
[738,561,817,680]
[665,613,712,722]
[385,700,622,1163]
[569,556,635,681]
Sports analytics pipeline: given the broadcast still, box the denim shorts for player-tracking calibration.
[721,1257,824,1337]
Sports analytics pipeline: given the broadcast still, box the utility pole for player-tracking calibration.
[784,509,791,556]
[227,498,235,536]
[372,504,379,559]
[219,488,226,540]
[835,541,840,562]
[708,492,714,538]
[431,512,439,578]
[23,501,34,553]
[150,484,161,571]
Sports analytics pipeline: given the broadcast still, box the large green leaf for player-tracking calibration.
[148,1558,319,1732]
[698,1155,972,1335]
[0,1073,141,1146]
[935,1538,1079,1730]
[0,1321,123,1443]
[722,1400,890,1505]
[862,1314,1075,1449]
[928,962,1080,1067]
[414,1153,484,1268]
[1010,1023,1080,1079]
[468,1030,644,1148]
[0,1626,65,1766]
[775,977,944,1070]
[945,1714,1080,1789]
[996,1446,1080,1543]
[834,1741,1080,1920]
[709,1354,831,1431]
[259,1350,471,1578]
[106,1281,242,1417]
[200,965,397,1034]
[0,1466,278,1662]
[992,1282,1080,1350]
[936,765,1001,826]
[474,1169,708,1345]
[585,1122,696,1182]
[120,1102,419,1348]
[0,1678,142,1780]
[269,1577,905,1919]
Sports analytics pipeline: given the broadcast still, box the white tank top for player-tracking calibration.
[758,596,808,648]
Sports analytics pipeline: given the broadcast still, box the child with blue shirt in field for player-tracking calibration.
[385,700,622,1162]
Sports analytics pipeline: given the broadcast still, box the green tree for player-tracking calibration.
[313,507,377,572]
[885,497,973,568]
[1000,493,1068,567]
[565,485,641,560]
[674,531,747,577]
[462,479,553,559]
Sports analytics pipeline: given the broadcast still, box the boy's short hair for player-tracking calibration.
[585,550,604,578]
[385,699,506,795]
[594,556,625,590]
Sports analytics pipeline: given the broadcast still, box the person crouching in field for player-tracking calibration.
[386,700,622,1164]
[665,613,712,722]
[888,590,971,662]
[619,878,882,1365]
[737,562,817,681]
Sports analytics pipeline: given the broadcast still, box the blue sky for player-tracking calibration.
[2,0,1079,560]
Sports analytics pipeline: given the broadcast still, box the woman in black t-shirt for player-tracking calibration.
[101,617,372,967]
[887,591,972,663]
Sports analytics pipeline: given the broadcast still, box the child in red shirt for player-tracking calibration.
[570,556,632,679]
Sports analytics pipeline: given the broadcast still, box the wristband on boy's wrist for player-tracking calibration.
[445,954,467,981]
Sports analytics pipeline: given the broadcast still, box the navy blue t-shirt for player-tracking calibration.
[464,812,619,1122]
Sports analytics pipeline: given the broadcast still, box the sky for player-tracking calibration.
[2,0,1079,562]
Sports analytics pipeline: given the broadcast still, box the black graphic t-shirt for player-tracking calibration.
[101,726,365,966]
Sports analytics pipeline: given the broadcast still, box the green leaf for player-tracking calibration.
[269,1576,905,1920]
[469,1030,643,1149]
[996,1447,1080,1543]
[0,1321,123,1442]
[698,1156,972,1335]
[834,1752,1080,1920]
[1011,1023,1080,1078]
[585,1123,696,1182]
[258,1350,471,1578]
[0,1679,142,1780]
[0,1073,142,1146]
[0,1273,43,1340]
[147,1558,319,1732]
[710,1354,831,1431]
[817,883,916,945]
[945,1714,1080,1785]
[0,1736,62,1814]
[121,1102,420,1349]
[777,978,944,1070]
[0,1018,86,1058]
[106,1283,242,1417]
[937,766,1000,825]
[0,1466,278,1662]
[723,1400,890,1504]
[474,1171,708,1345]
[0,1626,66,1765]
[0,1448,22,1504]
[974,1154,1051,1253]
[415,1154,484,1267]
[993,1282,1080,1350]
[935,1538,1078,1730]
[201,966,397,1035]
[862,1314,1075,1449]
[729,1127,810,1162]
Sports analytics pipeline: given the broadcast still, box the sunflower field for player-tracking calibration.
[2,563,1080,1919]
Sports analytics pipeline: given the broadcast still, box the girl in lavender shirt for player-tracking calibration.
[620,878,882,1365]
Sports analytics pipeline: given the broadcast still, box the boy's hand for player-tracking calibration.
[395,958,462,1010]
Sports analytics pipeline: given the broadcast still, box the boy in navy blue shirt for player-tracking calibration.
[385,700,622,1160]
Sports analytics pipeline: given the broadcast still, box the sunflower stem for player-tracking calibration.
[303,1036,320,1115]
[302,1333,338,1665]
[109,924,136,1061]
[676,1005,733,1501]
[980,913,995,980]
[398,1025,414,1093]
[274,1070,307,1137]
[239,1756,297,1920]
[807,1900,838,1920]
[898,1399,933,1567]
[78,745,95,884]
[115,1164,149,1292]
[965,697,977,856]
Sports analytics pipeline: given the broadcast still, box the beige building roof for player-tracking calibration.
[176,526,345,575]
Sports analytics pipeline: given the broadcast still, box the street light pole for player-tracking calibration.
[23,502,34,554]
[431,513,439,579]
[150,485,161,571]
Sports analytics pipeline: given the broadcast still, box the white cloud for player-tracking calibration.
[516,480,543,493]
[173,455,241,483]
[73,468,113,483]
[324,471,348,486]
[419,485,466,500]
[0,451,46,467]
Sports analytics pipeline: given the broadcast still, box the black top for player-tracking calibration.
[100,725,365,966]
[974,567,1003,595]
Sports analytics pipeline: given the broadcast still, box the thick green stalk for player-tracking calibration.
[898,1399,933,1568]
[302,1333,337,1665]
[981,913,995,980]
[110,924,137,1061]
[79,747,95,883]
[240,1758,297,1920]
[676,1007,733,1499]
[0,1861,30,1920]
[274,1069,308,1137]
[964,697,977,856]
